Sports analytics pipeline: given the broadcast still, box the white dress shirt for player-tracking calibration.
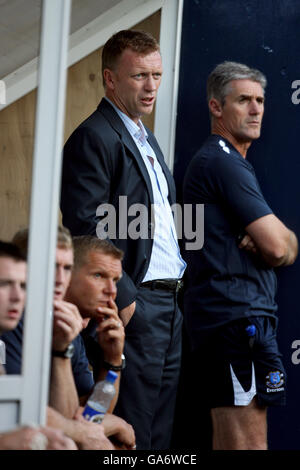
[105,98,186,281]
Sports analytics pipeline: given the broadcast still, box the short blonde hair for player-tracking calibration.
[72,236,123,269]
[12,226,73,257]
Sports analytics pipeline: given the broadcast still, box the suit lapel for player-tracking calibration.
[98,99,154,203]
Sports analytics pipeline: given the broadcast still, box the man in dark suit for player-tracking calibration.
[61,30,186,449]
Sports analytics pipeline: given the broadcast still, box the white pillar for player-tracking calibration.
[20,0,71,426]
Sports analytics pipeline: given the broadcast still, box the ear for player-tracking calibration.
[103,68,115,90]
[209,98,222,118]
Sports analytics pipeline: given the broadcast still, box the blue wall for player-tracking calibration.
[174,0,300,450]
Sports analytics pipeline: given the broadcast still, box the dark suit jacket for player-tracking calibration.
[61,98,177,309]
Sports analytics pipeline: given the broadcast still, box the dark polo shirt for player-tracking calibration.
[183,135,278,349]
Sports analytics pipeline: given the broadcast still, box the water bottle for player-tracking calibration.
[82,370,118,423]
[245,324,256,348]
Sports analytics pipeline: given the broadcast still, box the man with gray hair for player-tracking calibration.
[183,61,298,449]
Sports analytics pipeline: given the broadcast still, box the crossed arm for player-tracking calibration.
[239,214,298,267]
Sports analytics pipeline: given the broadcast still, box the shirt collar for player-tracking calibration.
[104,97,148,145]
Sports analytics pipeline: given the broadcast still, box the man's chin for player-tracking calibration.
[250,131,261,140]
[140,105,154,115]
[80,308,98,320]
[245,127,261,140]
[3,318,20,331]
[237,131,261,143]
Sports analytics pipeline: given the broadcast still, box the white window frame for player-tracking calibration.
[0,0,71,431]
[0,0,184,430]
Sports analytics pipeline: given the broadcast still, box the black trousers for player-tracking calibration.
[114,286,183,450]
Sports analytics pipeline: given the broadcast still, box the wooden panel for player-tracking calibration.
[0,90,36,240]
[0,10,161,241]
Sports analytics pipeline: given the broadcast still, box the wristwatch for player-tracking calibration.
[52,343,75,359]
[102,353,126,371]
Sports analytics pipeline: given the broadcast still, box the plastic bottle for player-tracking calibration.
[245,324,256,348]
[82,370,118,423]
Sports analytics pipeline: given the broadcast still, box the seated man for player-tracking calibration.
[64,235,135,448]
[65,236,125,393]
[0,240,77,450]
[4,227,93,412]
[3,228,134,449]
[0,241,26,346]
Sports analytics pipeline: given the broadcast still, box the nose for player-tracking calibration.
[10,283,23,302]
[104,278,117,298]
[249,99,262,115]
[55,265,65,286]
[144,75,156,92]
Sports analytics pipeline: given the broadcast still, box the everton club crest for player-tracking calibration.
[266,370,284,392]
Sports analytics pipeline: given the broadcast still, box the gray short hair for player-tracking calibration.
[207,61,267,106]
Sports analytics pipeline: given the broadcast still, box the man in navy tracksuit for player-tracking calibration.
[183,61,298,450]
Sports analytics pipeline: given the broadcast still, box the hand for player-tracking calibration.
[96,298,125,365]
[40,426,78,450]
[74,414,115,450]
[0,426,40,450]
[0,426,77,450]
[119,301,136,327]
[102,413,136,450]
[238,234,258,254]
[52,300,83,351]
[74,406,84,420]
